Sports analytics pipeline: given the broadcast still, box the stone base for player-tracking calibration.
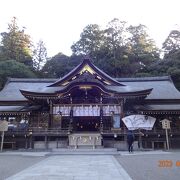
[69,133,102,149]
[34,140,68,149]
[34,141,46,149]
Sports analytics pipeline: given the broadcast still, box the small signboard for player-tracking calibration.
[161,119,171,129]
[0,120,8,132]
[113,114,120,128]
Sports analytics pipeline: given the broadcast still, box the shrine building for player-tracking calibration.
[0,58,180,150]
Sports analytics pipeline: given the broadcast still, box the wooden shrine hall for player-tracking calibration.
[0,58,180,150]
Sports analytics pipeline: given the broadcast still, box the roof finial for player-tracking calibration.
[83,55,91,62]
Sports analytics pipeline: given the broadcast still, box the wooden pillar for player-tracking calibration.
[25,135,28,149]
[1,131,5,152]
[100,95,103,132]
[45,135,48,149]
[37,113,40,128]
[121,98,127,141]
[59,113,62,130]
[29,135,33,149]
[138,129,143,149]
[120,98,124,127]
[69,96,73,132]
[69,108,73,132]
[152,141,154,149]
[48,99,53,129]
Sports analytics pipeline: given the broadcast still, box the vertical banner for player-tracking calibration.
[113,114,120,128]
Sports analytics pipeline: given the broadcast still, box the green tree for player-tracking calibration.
[104,18,127,58]
[71,24,105,61]
[0,17,33,66]
[42,53,81,78]
[127,24,160,75]
[162,30,180,58]
[71,20,130,77]
[70,20,161,78]
[101,19,130,77]
[147,29,180,90]
[0,60,36,89]
[33,40,47,71]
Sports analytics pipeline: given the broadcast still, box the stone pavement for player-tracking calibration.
[1,150,180,180]
[115,151,180,180]
[118,150,172,156]
[6,155,132,180]
[0,151,49,157]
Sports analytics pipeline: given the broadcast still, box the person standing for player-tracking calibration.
[127,130,135,153]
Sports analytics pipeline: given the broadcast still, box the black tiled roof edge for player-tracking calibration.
[7,77,58,83]
[116,76,170,82]
[7,76,171,83]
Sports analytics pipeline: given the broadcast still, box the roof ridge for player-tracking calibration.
[116,76,170,82]
[48,57,125,87]
[7,77,58,82]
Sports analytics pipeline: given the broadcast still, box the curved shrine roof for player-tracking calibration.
[1,76,179,102]
[116,76,180,100]
[0,58,180,102]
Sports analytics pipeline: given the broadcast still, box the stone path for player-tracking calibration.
[6,155,132,180]
[119,150,172,156]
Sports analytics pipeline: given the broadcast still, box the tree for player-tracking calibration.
[101,19,130,77]
[127,24,160,75]
[139,29,180,80]
[70,20,161,78]
[42,53,81,78]
[162,30,180,58]
[0,17,33,66]
[104,18,127,59]
[0,60,36,89]
[71,24,105,61]
[33,40,47,71]
[71,20,130,77]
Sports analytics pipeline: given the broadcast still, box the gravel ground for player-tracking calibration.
[115,152,180,180]
[0,155,46,180]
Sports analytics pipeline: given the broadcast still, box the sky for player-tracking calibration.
[0,0,179,57]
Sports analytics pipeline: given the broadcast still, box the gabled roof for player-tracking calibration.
[48,58,125,87]
[19,69,152,98]
[116,76,180,100]
[1,59,180,102]
[19,58,152,99]
[20,82,152,98]
[0,105,41,114]
[0,78,56,102]
[0,75,180,102]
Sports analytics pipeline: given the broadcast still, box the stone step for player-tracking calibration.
[50,152,119,155]
[51,148,119,155]
[52,147,117,152]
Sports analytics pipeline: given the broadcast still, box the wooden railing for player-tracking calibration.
[5,127,69,136]
[30,128,69,135]
[4,127,180,136]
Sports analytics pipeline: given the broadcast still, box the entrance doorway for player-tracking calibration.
[73,117,100,132]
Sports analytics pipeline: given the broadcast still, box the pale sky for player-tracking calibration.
[0,0,179,57]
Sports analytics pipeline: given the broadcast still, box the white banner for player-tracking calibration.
[122,115,156,130]
[53,106,71,116]
[103,105,121,116]
[53,105,121,117]
[73,105,100,116]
